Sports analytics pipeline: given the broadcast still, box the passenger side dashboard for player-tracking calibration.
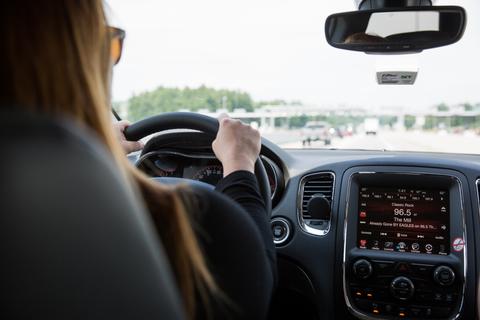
[268,146,480,320]
[128,136,480,319]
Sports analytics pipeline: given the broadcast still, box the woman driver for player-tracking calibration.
[0,1,276,319]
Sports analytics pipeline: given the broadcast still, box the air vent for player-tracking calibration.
[298,172,335,236]
[301,173,334,218]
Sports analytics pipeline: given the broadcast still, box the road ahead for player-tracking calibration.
[264,130,480,154]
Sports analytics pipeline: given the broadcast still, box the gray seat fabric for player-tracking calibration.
[0,111,185,320]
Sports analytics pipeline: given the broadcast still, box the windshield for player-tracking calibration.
[109,0,480,154]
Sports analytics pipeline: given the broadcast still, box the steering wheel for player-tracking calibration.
[124,112,272,216]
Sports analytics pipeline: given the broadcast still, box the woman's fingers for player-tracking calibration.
[113,120,144,154]
[212,114,261,177]
[122,140,145,154]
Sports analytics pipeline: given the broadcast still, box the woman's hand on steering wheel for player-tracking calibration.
[114,120,144,154]
[212,114,261,177]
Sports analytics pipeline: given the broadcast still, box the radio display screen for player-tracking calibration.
[357,187,449,255]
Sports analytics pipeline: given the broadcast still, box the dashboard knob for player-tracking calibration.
[433,265,455,286]
[271,217,291,245]
[390,276,415,301]
[353,259,373,280]
[307,194,331,220]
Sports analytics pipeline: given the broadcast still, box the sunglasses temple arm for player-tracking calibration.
[112,107,122,121]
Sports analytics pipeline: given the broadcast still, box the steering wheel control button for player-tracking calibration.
[270,217,291,246]
[352,259,373,280]
[390,276,415,301]
[433,265,455,286]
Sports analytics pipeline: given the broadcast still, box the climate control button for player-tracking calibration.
[353,259,373,280]
[390,276,415,301]
[433,265,455,286]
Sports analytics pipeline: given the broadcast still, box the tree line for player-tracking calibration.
[126,85,302,121]
[124,86,480,130]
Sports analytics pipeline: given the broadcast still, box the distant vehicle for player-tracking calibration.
[334,125,355,138]
[364,118,379,135]
[301,121,332,146]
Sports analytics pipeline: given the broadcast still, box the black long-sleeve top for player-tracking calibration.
[215,171,277,285]
[193,170,277,319]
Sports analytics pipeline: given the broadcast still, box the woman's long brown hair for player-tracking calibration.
[0,1,218,318]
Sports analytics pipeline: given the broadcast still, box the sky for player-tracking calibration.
[107,0,480,111]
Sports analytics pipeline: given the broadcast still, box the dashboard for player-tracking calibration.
[137,151,281,195]
[132,131,480,320]
[135,133,285,205]
[138,151,226,183]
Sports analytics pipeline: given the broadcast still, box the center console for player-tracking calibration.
[343,171,466,319]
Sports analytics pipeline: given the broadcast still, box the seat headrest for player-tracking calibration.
[0,111,185,320]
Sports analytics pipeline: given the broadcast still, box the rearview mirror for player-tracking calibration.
[325,6,466,53]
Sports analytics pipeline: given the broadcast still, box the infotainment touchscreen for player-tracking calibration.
[357,187,449,255]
